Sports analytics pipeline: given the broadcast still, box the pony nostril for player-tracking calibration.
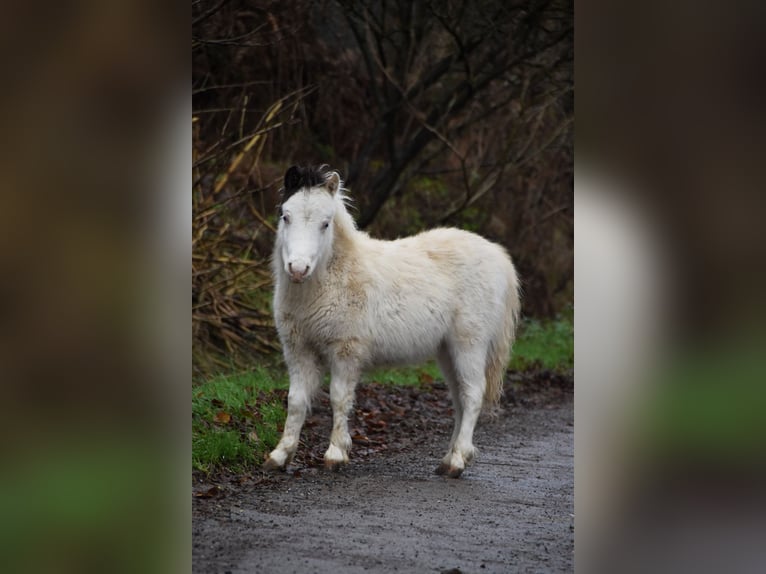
[288,261,310,279]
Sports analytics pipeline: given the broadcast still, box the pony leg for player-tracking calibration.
[324,361,359,470]
[263,353,321,471]
[436,347,486,478]
[435,345,463,472]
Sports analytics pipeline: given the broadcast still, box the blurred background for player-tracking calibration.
[577,2,766,573]
[0,2,188,573]
[192,0,574,375]
[1,0,764,572]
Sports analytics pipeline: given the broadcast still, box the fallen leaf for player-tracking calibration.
[193,485,221,498]
[351,430,370,444]
[247,430,259,442]
[213,411,231,424]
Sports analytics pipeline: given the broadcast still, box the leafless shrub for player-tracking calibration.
[192,0,573,373]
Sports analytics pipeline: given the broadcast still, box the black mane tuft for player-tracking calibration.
[282,165,330,200]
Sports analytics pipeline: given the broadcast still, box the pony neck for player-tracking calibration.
[321,195,359,273]
[333,195,358,239]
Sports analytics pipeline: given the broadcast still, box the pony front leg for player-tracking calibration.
[324,362,360,470]
[263,353,321,471]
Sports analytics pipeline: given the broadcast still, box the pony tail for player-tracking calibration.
[484,264,521,408]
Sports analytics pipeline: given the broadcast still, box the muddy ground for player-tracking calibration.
[193,372,573,573]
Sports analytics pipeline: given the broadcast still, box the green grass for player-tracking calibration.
[366,314,574,385]
[0,437,171,573]
[641,342,766,462]
[509,315,574,373]
[365,361,442,386]
[192,366,287,473]
[193,313,573,472]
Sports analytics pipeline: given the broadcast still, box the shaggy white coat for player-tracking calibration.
[264,171,520,477]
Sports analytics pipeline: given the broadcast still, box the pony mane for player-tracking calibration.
[282,165,332,201]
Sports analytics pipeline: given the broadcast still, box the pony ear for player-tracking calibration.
[284,165,302,191]
[324,172,340,195]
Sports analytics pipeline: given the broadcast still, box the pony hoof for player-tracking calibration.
[262,457,285,472]
[435,463,464,478]
[324,459,346,472]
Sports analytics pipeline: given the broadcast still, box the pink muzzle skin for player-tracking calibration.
[288,261,310,283]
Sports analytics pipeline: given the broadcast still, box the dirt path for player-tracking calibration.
[193,380,573,574]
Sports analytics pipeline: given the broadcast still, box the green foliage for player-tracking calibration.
[257,402,287,448]
[363,312,575,386]
[192,311,574,472]
[193,430,255,472]
[641,343,766,462]
[509,315,574,373]
[242,284,274,311]
[413,175,450,200]
[0,438,169,572]
[366,313,575,386]
[455,205,484,232]
[312,141,337,162]
[192,367,287,472]
[365,361,442,386]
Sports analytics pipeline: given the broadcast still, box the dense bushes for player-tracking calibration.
[193,0,573,373]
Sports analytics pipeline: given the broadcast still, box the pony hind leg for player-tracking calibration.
[436,344,487,478]
[435,345,463,476]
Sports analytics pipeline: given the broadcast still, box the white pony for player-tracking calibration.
[263,165,520,477]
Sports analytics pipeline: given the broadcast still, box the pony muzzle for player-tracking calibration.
[287,260,311,283]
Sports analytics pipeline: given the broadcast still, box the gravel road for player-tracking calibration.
[193,377,573,573]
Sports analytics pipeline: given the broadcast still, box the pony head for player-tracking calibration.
[277,165,342,283]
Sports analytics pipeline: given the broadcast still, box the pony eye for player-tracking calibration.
[321,221,330,231]
[282,214,291,224]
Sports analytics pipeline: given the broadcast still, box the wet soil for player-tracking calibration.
[193,371,573,573]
